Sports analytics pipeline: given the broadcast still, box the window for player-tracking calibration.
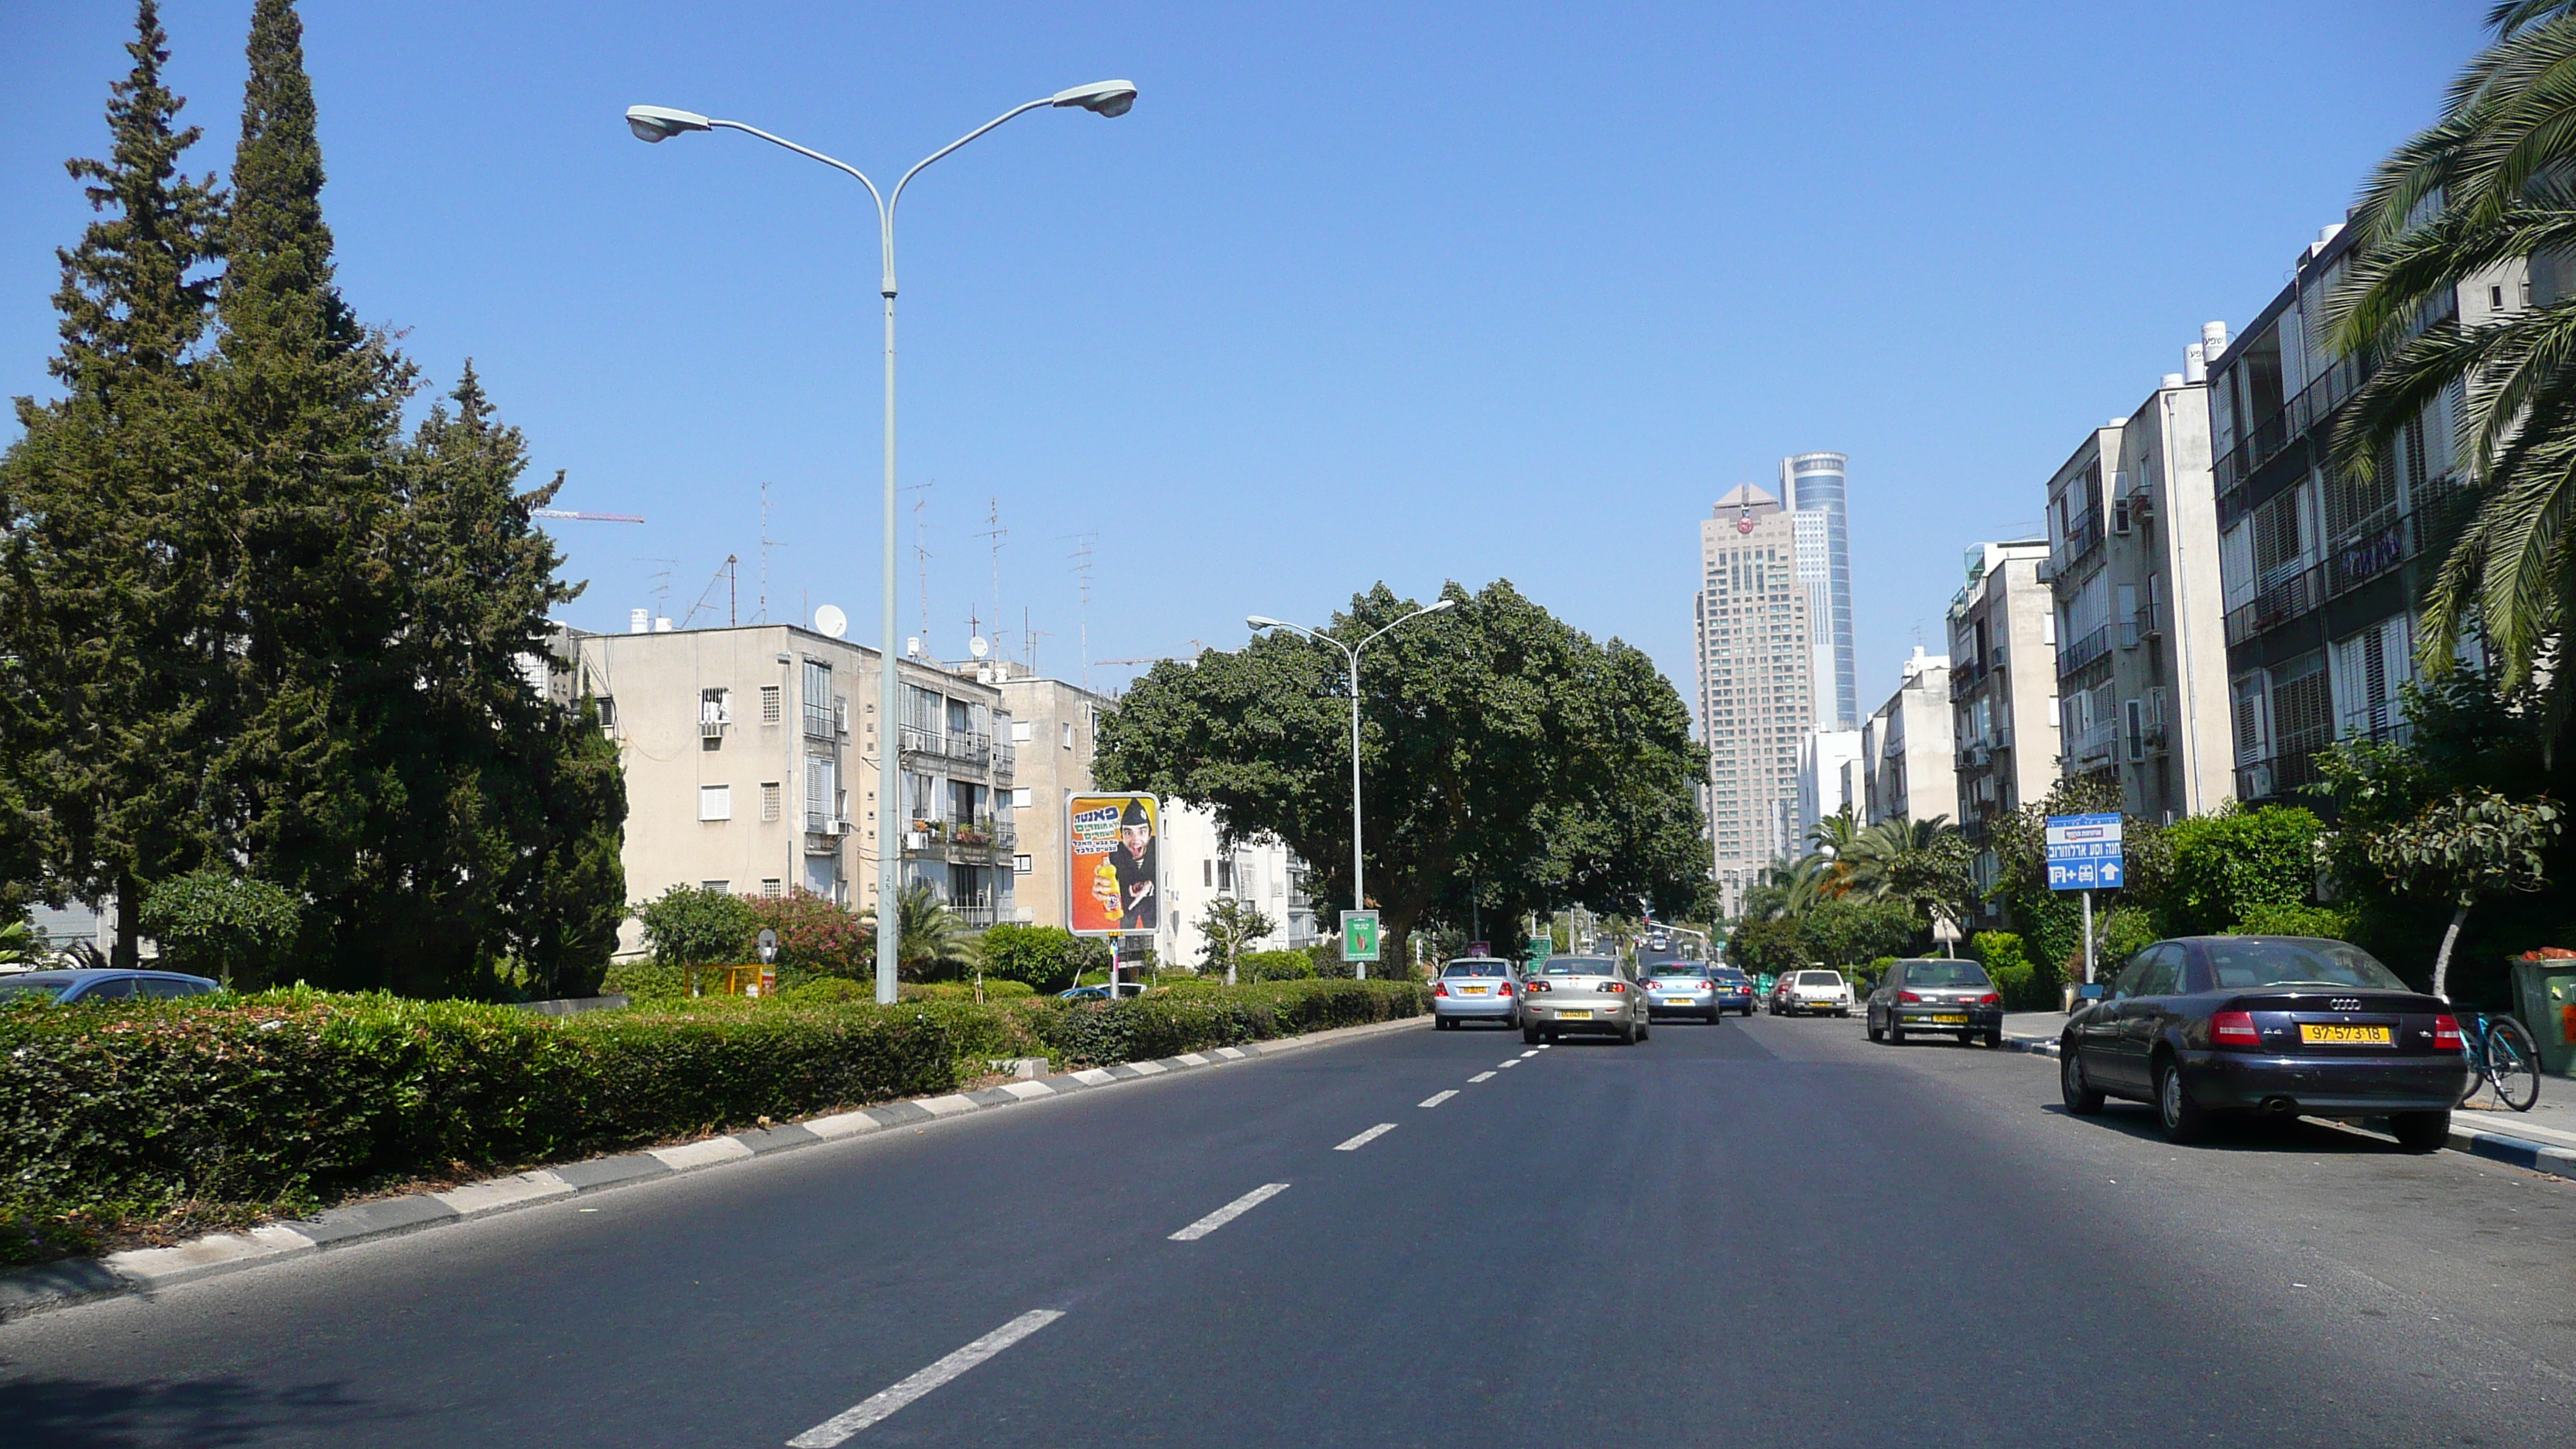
[803,660,834,736]
[1014,854,1033,874]
[1011,721,1033,744]
[701,687,731,724]
[699,785,731,822]
[806,758,838,832]
[1012,787,1033,809]
[761,686,782,724]
[761,783,782,821]
[762,879,783,897]
[1204,859,1214,886]
[702,880,730,893]
[1061,721,1075,748]
[596,696,617,732]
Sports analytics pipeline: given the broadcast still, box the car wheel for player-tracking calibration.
[1434,1016,1451,1031]
[1618,1018,1638,1046]
[1522,1022,1542,1046]
[1985,1025,2004,1050]
[1887,1016,1906,1045]
[2060,1043,2104,1115]
[2155,1057,2212,1145]
[1958,1031,1974,1046]
[1707,1006,1721,1025]
[2388,1110,2451,1153]
[1544,1026,1560,1045]
[1638,1017,1651,1042]
[1866,1011,1884,1043]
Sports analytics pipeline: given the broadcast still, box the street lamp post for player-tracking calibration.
[625,82,1136,1005]
[1246,598,1454,979]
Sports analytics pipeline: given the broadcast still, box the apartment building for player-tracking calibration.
[1797,728,1865,838]
[1947,540,2059,909]
[992,670,1110,927]
[2044,343,2237,822]
[563,622,1018,954]
[1696,483,1818,916]
[2206,220,2512,800]
[1151,806,1320,969]
[1861,646,1955,828]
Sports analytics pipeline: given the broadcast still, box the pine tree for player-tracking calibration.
[201,0,413,955]
[0,1,225,961]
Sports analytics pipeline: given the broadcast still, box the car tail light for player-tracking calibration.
[2433,1014,2465,1051]
[1526,980,1551,994]
[2211,1010,2259,1048]
[1498,981,1514,997]
[1898,991,1921,1004]
[1977,992,2001,1006]
[1602,981,1626,993]
[1697,981,1711,991]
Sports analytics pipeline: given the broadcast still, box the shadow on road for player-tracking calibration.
[0,1372,392,1447]
[2038,1101,2424,1156]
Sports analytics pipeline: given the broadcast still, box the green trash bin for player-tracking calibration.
[2510,957,2576,1077]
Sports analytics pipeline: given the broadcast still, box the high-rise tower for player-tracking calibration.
[1781,452,1856,731]
[1696,484,1816,916]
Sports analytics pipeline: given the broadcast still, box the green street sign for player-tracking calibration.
[1341,910,1381,962]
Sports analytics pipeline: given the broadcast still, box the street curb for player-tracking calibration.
[0,1012,1430,1325]
[1997,1026,2576,1185]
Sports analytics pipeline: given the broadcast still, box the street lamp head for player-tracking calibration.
[1423,598,1458,614]
[1246,615,1286,631]
[625,104,713,143]
[1050,80,1139,117]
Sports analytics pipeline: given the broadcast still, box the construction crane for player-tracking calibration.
[533,509,646,524]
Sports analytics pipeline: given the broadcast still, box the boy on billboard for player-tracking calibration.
[1097,797,1156,930]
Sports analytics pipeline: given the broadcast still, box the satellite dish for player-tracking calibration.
[814,604,848,639]
[968,635,990,659]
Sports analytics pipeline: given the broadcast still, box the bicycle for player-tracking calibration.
[2457,1010,2541,1113]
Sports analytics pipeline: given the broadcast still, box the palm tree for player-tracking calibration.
[2328,2,2576,737]
[864,883,980,981]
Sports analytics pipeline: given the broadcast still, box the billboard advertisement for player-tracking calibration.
[1068,793,1160,936]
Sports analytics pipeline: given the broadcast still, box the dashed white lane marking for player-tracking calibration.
[1335,1122,1399,1150]
[1170,1183,1291,1241]
[1418,1091,1458,1108]
[1468,1071,1496,1083]
[786,1308,1064,1446]
[1519,1050,1540,1058]
[1536,1043,1552,1050]
[1499,1060,1522,1069]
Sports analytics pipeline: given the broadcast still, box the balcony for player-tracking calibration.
[2224,564,2325,646]
[992,741,1016,778]
[951,903,998,928]
[2341,699,2413,747]
[2068,718,2117,766]
[2215,352,2369,502]
[2060,510,2103,568]
[2058,624,2113,677]
[898,726,995,769]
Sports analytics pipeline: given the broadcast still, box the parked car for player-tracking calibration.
[1867,958,2005,1047]
[1432,957,1521,1029]
[1708,966,1759,1016]
[1519,955,1649,1045]
[1641,961,1724,1023]
[0,969,219,1005]
[1772,968,1851,1016]
[2058,935,2473,1148]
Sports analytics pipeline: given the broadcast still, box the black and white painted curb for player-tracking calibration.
[1995,1026,2576,1186]
[0,1014,1431,1326]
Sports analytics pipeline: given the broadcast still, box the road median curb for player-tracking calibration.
[0,1011,1429,1325]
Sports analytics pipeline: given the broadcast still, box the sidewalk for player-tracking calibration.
[1996,1010,2576,1179]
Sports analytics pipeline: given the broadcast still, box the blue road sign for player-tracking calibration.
[2044,812,2125,892]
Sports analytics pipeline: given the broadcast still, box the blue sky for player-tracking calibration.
[2,1,2483,713]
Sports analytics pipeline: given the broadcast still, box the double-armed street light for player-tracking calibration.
[1246,598,1455,979]
[625,81,1136,1005]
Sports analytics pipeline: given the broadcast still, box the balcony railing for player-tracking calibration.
[2058,624,2113,677]
[2215,354,2369,501]
[898,726,995,769]
[2060,510,2102,567]
[2068,718,2117,766]
[2341,700,2413,747]
[2223,564,2325,646]
[992,742,1016,778]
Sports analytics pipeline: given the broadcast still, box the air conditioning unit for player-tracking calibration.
[700,718,728,738]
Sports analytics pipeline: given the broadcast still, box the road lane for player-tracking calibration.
[2,1010,2570,1447]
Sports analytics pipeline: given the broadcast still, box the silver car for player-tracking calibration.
[1771,968,1852,1017]
[1643,961,1724,1023]
[1519,955,1650,1046]
[1432,957,1521,1029]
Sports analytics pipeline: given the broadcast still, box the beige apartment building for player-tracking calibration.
[1697,482,1817,916]
[1947,540,2059,918]
[994,670,1111,928]
[562,623,1019,954]
[1861,646,1955,828]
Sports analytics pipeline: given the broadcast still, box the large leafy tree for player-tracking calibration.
[0,1,225,958]
[2365,788,2561,995]
[2328,2,2576,740]
[1094,581,1711,969]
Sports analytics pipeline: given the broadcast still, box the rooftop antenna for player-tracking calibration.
[975,497,1009,662]
[639,558,677,620]
[906,480,936,653]
[1024,605,1053,678]
[680,555,739,629]
[1061,531,1098,693]
[758,482,776,625]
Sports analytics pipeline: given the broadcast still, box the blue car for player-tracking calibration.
[0,968,221,1005]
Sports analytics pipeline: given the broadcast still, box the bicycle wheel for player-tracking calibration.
[2486,1016,2542,1112]
[2457,1033,2491,1106]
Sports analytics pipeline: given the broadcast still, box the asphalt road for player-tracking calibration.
[4,1011,2573,1447]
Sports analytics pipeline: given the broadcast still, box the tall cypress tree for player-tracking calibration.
[0,1,224,961]
[203,0,413,957]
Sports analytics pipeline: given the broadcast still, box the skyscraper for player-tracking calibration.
[1696,485,1815,917]
[1781,452,1857,731]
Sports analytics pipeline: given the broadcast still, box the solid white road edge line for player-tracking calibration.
[786,1308,1064,1447]
[1468,1071,1496,1083]
[1334,1123,1399,1151]
[1418,1091,1458,1108]
[1170,1183,1291,1241]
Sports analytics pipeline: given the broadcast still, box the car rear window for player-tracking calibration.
[1900,961,1990,988]
[1648,964,1704,977]
[1538,958,1617,975]
[1710,968,1746,981]
[1796,971,1843,987]
[2205,939,2409,992]
[0,981,67,1002]
[1442,962,1507,978]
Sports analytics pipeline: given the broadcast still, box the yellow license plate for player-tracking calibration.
[1560,1009,1592,1020]
[1930,1014,1968,1024]
[2300,1023,2390,1045]
[1461,987,1488,995]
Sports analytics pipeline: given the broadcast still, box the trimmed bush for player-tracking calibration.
[0,978,1427,1269]
[1242,949,1317,981]
[976,923,1084,992]
[2227,903,2358,940]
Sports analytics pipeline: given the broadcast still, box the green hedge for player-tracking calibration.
[0,978,1425,1268]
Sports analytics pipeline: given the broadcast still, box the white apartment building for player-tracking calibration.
[1151,805,1319,970]
[1697,483,1817,916]
[1947,540,2060,914]
[1861,646,1956,827]
[1797,728,1865,838]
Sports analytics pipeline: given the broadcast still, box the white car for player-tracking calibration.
[1772,968,1852,1017]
